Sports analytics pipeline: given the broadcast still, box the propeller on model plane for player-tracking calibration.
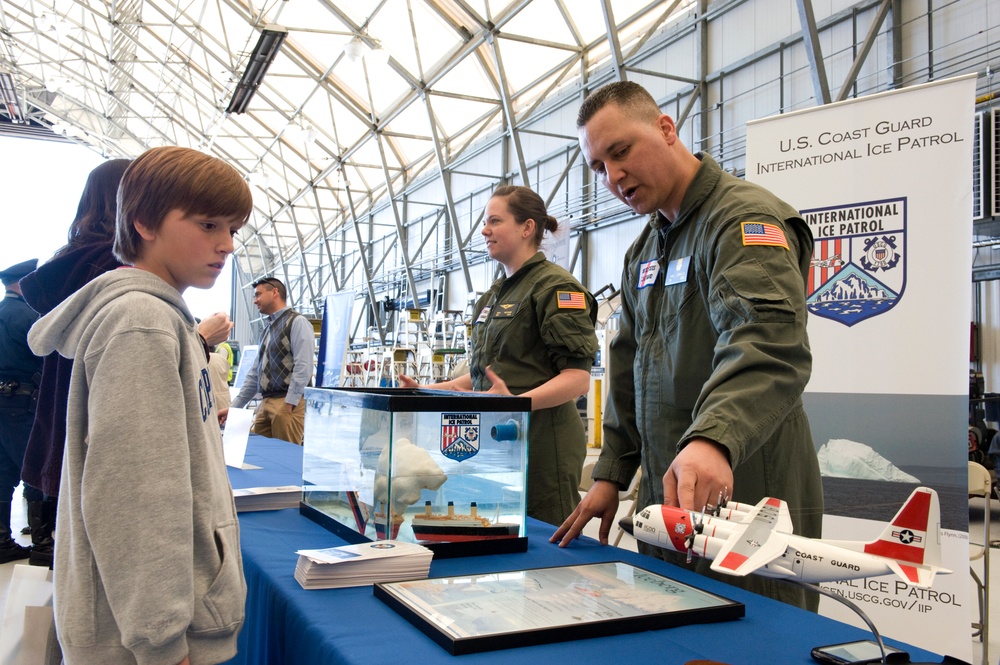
[685,489,730,563]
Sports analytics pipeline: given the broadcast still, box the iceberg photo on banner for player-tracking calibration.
[817,439,920,484]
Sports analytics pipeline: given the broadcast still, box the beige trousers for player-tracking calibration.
[252,395,305,445]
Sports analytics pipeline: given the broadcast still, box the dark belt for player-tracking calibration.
[261,390,288,399]
[0,381,36,398]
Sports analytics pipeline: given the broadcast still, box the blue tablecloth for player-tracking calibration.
[224,436,941,664]
[227,436,304,490]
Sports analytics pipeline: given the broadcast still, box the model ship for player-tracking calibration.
[369,437,448,540]
[410,500,519,542]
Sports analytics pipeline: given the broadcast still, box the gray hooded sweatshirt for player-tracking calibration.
[28,268,245,665]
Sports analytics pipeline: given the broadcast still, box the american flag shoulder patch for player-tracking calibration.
[741,221,789,249]
[556,291,586,309]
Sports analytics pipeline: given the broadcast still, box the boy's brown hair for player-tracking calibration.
[113,146,253,263]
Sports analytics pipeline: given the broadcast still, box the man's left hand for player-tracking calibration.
[285,402,295,413]
[662,438,734,513]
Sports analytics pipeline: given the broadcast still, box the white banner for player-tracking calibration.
[317,292,356,388]
[746,74,977,659]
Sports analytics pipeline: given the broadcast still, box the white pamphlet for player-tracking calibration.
[223,407,257,469]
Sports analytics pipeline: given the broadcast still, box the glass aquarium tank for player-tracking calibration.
[301,387,530,557]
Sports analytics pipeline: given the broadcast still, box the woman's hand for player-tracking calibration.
[484,366,511,396]
[397,374,419,388]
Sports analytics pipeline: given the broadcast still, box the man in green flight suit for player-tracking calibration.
[552,81,823,610]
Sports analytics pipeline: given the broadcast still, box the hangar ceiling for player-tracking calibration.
[1,0,997,338]
[1,0,703,320]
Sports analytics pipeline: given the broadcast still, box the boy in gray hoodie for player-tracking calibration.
[29,146,253,665]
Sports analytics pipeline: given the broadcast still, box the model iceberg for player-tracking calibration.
[373,438,448,517]
[817,438,920,483]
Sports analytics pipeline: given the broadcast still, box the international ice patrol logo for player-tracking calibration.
[441,413,480,462]
[802,196,907,327]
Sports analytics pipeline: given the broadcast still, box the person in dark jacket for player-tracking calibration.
[19,158,132,566]
[0,258,42,563]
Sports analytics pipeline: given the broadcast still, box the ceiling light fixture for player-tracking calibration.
[285,120,318,149]
[34,13,53,31]
[226,24,288,114]
[343,37,364,64]
[249,168,271,190]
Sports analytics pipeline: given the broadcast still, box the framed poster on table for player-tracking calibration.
[373,561,744,655]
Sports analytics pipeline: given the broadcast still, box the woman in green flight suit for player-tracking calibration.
[403,186,598,525]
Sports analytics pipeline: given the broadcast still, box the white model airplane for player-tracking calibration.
[625,486,951,588]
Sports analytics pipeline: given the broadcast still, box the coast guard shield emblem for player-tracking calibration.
[803,197,907,327]
[441,413,480,462]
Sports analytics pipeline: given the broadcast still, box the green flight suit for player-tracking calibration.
[470,252,598,525]
[594,154,823,609]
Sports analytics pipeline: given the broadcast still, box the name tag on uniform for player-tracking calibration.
[637,259,660,289]
[664,256,690,286]
[493,303,518,318]
[475,306,491,324]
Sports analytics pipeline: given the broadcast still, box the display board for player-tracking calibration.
[316,292,355,388]
[233,345,258,393]
[745,74,976,659]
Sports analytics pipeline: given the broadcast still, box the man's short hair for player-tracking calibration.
[114,146,253,263]
[252,277,287,301]
[577,81,663,128]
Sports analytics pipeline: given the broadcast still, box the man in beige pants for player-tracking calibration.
[224,277,314,444]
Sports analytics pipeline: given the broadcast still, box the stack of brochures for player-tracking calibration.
[232,485,302,512]
[294,540,434,589]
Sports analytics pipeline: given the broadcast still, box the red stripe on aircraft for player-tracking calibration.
[718,552,748,571]
[863,539,924,564]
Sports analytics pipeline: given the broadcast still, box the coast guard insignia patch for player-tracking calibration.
[441,413,480,461]
[802,196,907,327]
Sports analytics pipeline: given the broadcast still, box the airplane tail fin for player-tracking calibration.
[884,560,940,588]
[862,487,950,587]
